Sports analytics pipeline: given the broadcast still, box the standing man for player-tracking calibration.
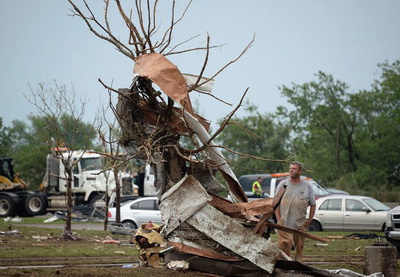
[252,177,264,197]
[274,161,316,262]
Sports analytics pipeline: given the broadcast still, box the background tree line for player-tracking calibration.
[0,114,98,189]
[1,60,399,201]
[217,60,400,201]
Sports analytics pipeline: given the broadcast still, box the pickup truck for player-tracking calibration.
[384,205,400,257]
[237,173,331,200]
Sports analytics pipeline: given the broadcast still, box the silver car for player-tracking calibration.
[108,197,162,229]
[308,195,390,231]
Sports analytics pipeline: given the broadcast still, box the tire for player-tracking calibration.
[25,193,47,216]
[89,194,105,207]
[122,220,137,229]
[308,220,322,231]
[0,194,15,217]
[75,196,85,206]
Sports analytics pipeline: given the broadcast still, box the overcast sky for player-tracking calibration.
[1,0,400,130]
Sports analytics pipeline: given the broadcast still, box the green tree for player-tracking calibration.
[277,72,362,185]
[217,103,291,178]
[8,114,98,189]
[277,63,400,198]
[351,60,400,189]
[0,118,12,157]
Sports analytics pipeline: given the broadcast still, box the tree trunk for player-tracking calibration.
[336,123,340,174]
[64,165,73,238]
[114,166,121,223]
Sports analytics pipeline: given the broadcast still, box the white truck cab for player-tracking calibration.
[43,149,135,210]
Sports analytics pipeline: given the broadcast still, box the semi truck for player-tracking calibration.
[0,149,136,217]
[134,163,156,197]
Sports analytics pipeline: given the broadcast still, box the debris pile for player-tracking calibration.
[44,205,105,223]
[132,222,167,267]
[115,53,330,276]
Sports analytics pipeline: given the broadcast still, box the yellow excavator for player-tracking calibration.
[0,157,47,217]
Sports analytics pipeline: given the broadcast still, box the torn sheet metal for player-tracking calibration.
[108,223,135,235]
[168,241,242,262]
[326,268,383,277]
[165,251,263,276]
[186,203,281,274]
[167,222,241,260]
[160,174,280,273]
[159,174,211,236]
[177,109,248,203]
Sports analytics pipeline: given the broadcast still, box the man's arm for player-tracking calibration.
[306,204,316,226]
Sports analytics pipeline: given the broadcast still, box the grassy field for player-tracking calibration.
[0,217,399,276]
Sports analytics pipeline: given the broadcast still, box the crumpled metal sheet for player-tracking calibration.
[168,241,242,262]
[326,269,384,277]
[167,222,239,257]
[177,110,248,203]
[160,174,280,274]
[159,174,211,236]
[186,203,281,274]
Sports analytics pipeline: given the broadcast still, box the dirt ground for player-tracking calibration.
[1,223,399,276]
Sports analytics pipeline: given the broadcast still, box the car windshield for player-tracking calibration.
[363,198,390,211]
[80,157,102,171]
[307,180,331,197]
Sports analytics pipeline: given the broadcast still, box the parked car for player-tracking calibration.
[308,195,390,232]
[108,196,162,229]
[384,205,400,256]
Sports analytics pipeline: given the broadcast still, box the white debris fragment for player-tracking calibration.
[167,260,189,271]
[326,268,384,277]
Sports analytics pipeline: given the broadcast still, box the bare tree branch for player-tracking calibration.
[67,0,136,60]
[187,34,210,93]
[196,34,255,92]
[159,0,194,54]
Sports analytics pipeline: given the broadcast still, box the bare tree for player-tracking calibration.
[67,2,254,147]
[98,115,124,230]
[26,82,95,238]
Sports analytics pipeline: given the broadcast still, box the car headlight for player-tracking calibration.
[386,213,392,228]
